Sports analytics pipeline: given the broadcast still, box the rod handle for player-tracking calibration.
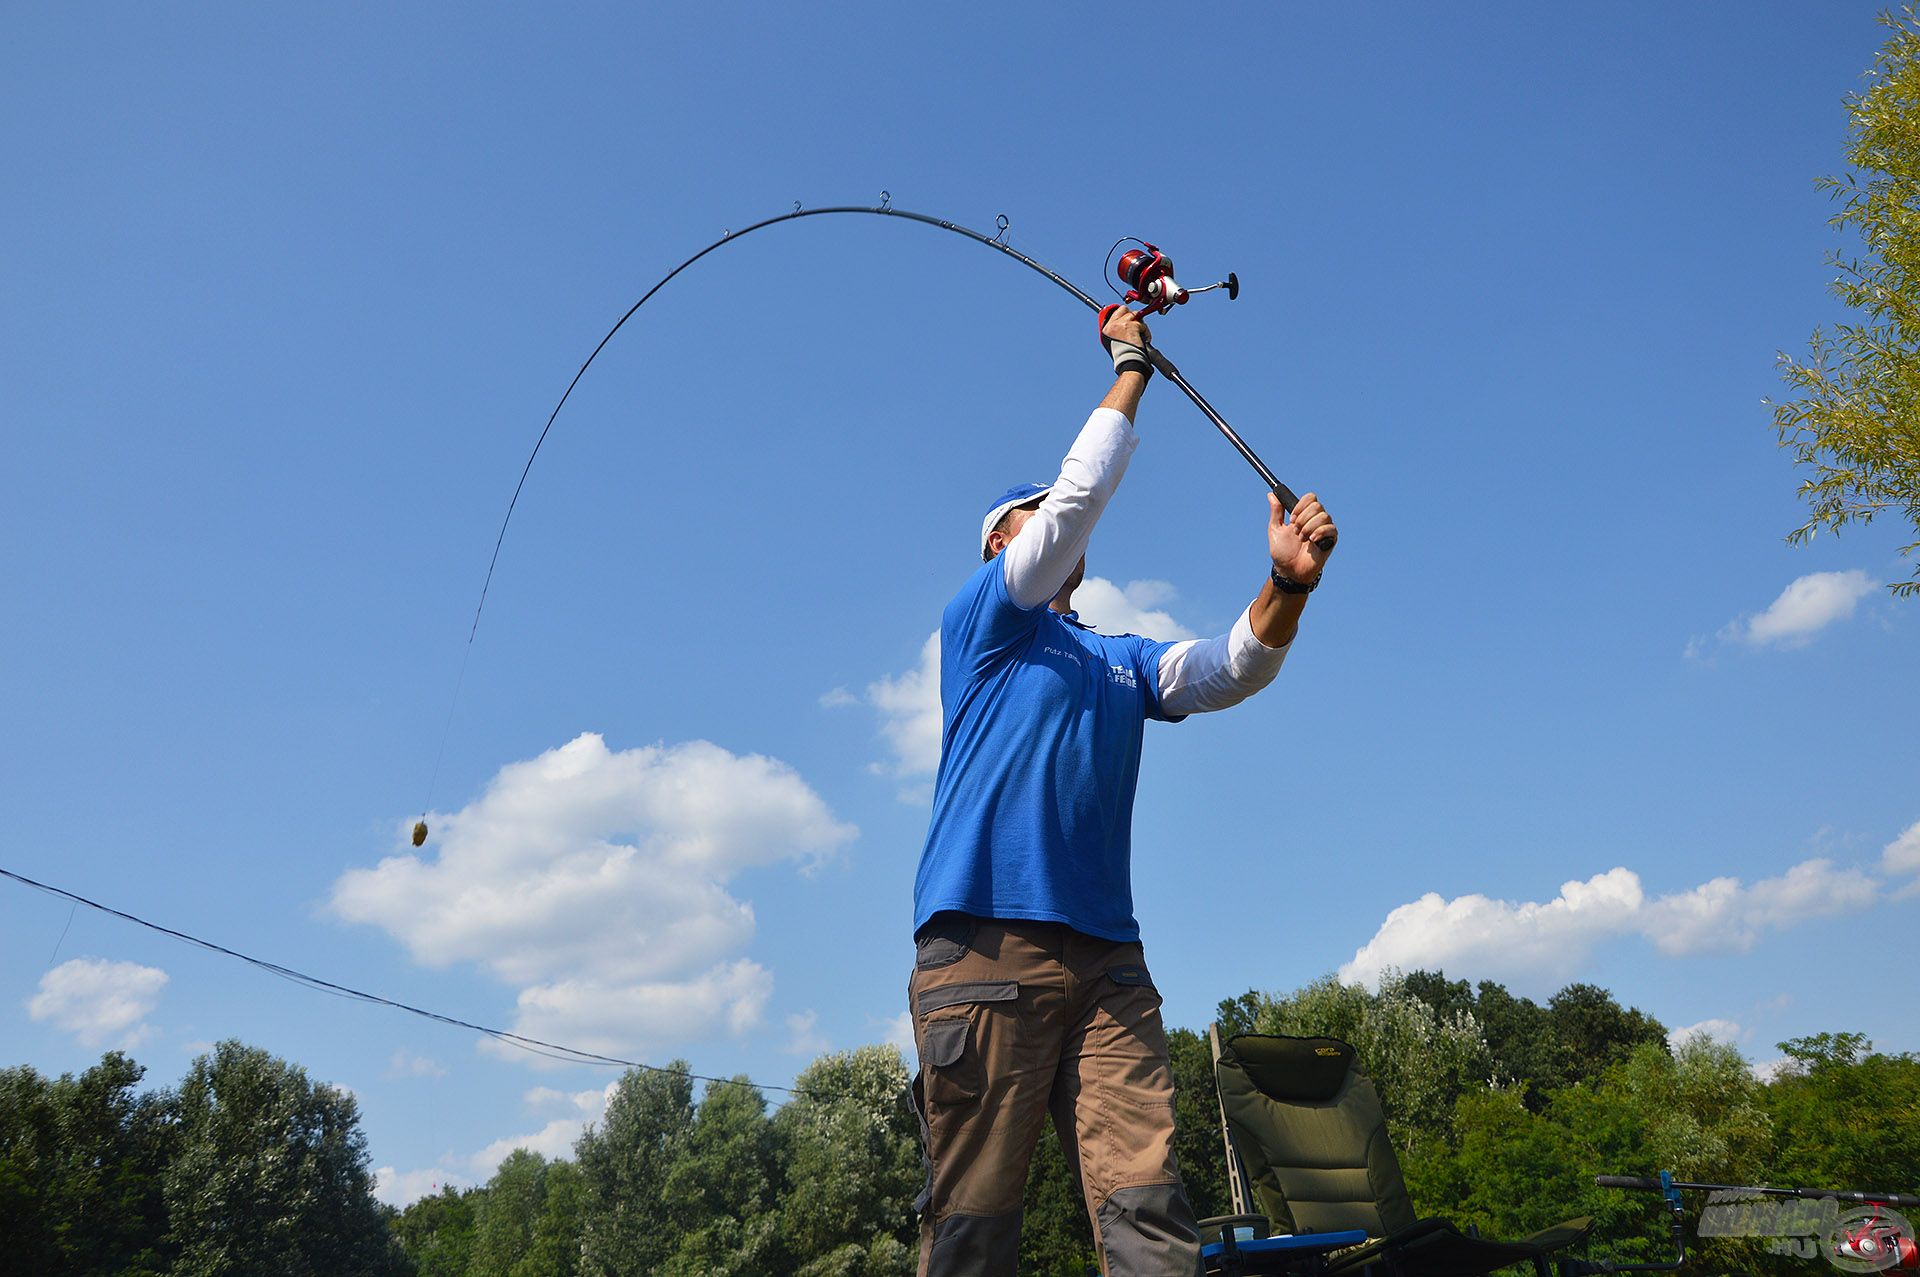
[1596,1176,1664,1192]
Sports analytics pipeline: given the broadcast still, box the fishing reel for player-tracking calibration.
[1107,238,1238,319]
[1832,1209,1920,1272]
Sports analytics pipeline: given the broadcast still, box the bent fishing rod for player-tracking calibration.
[417,197,1316,840]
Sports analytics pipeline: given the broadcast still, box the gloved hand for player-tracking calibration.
[1098,304,1153,379]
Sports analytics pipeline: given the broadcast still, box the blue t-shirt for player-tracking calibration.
[912,557,1183,942]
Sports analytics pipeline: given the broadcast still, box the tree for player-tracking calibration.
[1245,973,1491,1150]
[1018,1124,1097,1277]
[574,1062,695,1276]
[0,1053,176,1277]
[472,1148,549,1277]
[1771,5,1920,595]
[517,1159,584,1277]
[658,1077,782,1277]
[393,1185,484,1277]
[773,1045,920,1277]
[1765,1034,1920,1194]
[164,1040,406,1277]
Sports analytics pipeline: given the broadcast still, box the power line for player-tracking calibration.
[1,865,851,1101]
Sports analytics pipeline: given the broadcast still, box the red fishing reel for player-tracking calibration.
[1107,238,1238,319]
[1832,1208,1920,1272]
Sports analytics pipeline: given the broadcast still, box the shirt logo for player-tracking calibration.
[1108,663,1137,689]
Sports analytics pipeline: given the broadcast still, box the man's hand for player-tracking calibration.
[1269,491,1336,584]
[1099,306,1153,378]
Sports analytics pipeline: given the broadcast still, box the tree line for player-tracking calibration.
[4,970,1915,1277]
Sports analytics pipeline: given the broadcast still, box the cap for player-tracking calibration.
[980,482,1053,558]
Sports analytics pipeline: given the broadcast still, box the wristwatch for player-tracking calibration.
[1270,565,1321,595]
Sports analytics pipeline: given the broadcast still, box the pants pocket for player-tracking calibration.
[914,911,977,969]
[915,978,1017,1109]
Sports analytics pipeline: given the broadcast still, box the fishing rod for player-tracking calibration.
[1596,1175,1920,1212]
[416,196,1318,842]
[1580,1173,1920,1275]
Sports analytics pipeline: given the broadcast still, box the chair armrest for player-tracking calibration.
[1199,1214,1273,1243]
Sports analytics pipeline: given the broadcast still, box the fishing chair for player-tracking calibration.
[1199,1028,1592,1277]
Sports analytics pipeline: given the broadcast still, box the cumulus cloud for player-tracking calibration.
[1071,578,1199,640]
[332,733,853,1064]
[1884,820,1920,877]
[387,1050,447,1080]
[865,631,943,784]
[851,577,1197,792]
[27,958,168,1048]
[1340,856,1881,990]
[1668,1018,1743,1050]
[785,1009,830,1056]
[1719,569,1875,648]
[373,1166,458,1208]
[877,1010,915,1057]
[376,1083,620,1207]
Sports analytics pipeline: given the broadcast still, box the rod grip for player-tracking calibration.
[1596,1176,1663,1192]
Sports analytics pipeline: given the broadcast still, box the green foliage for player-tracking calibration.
[164,1040,406,1277]
[659,1077,782,1276]
[393,1185,483,1277]
[0,1052,176,1277]
[1398,972,1667,1109]
[574,1061,695,1275]
[518,1159,583,1277]
[1765,1035,1920,1195]
[1167,1027,1230,1222]
[471,1149,548,1277]
[1771,5,1920,594]
[774,1046,919,1277]
[1018,1123,1096,1277]
[1242,972,1491,1150]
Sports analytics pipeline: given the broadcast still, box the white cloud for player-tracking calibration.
[865,631,943,784]
[1070,578,1199,640]
[785,1009,830,1056]
[1720,569,1875,648]
[483,960,772,1064]
[374,1165,461,1208]
[1883,820,1920,877]
[1668,1018,1743,1050]
[387,1049,447,1079]
[877,1010,915,1057]
[377,1083,621,1208]
[332,733,854,1064]
[27,958,168,1048]
[1640,859,1878,954]
[856,578,1198,792]
[469,1118,591,1174]
[524,1082,615,1115]
[1340,856,1882,990]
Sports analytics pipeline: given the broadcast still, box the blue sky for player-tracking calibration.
[3,4,1915,1204]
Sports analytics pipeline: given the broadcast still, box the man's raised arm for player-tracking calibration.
[998,309,1154,610]
[1157,491,1338,716]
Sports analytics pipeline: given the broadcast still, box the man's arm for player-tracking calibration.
[1156,490,1338,716]
[999,310,1155,610]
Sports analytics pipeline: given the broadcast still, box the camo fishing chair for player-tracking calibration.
[1200,1029,1592,1277]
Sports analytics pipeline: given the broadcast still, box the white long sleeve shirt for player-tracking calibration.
[1001,407,1290,717]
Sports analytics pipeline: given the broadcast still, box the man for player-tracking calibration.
[908,306,1337,1276]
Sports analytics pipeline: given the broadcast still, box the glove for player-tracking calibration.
[1098,304,1153,379]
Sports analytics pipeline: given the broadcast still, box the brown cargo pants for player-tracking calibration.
[908,913,1204,1277]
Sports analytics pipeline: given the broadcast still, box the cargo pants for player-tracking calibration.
[908,913,1204,1277]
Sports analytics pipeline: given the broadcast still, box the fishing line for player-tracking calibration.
[417,195,1305,838]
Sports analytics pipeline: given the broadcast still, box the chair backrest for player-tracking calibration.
[1212,1031,1417,1238]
